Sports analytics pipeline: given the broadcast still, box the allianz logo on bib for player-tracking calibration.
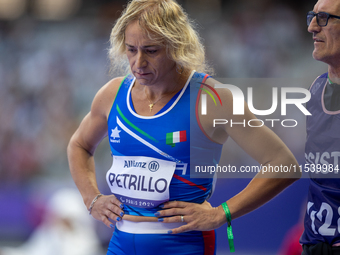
[124,160,147,168]
[148,161,160,172]
[123,160,160,172]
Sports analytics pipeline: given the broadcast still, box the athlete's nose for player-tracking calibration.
[308,16,321,34]
[135,51,147,69]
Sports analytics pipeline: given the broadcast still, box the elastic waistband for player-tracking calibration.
[116,220,186,234]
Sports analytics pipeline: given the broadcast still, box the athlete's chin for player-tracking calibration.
[312,51,325,62]
[313,52,334,65]
[136,78,152,86]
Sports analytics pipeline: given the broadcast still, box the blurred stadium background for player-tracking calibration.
[0,0,328,254]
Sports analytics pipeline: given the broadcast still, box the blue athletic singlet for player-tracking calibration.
[300,73,340,246]
[105,71,222,255]
[106,71,222,217]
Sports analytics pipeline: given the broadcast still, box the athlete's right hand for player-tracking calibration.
[90,194,124,228]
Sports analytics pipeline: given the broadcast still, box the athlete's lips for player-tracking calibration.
[135,72,151,77]
[313,37,324,43]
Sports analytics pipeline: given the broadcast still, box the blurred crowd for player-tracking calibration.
[0,0,327,254]
[0,13,114,248]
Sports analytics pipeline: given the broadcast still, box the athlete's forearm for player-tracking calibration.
[226,177,295,221]
[67,137,101,209]
[226,151,300,220]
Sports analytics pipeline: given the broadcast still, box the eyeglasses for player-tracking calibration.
[307,11,340,27]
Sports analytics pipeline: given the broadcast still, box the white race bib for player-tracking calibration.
[106,156,176,208]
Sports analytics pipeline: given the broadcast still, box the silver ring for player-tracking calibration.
[181,215,184,222]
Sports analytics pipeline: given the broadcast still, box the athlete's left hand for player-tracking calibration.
[155,200,227,234]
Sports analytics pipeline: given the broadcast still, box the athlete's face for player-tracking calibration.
[125,21,177,86]
[308,0,340,67]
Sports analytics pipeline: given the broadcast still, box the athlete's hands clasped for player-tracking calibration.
[155,200,227,234]
[90,194,124,228]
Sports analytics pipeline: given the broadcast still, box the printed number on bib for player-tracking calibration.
[307,202,340,236]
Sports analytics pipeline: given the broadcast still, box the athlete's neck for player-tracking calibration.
[137,69,191,100]
[328,66,340,84]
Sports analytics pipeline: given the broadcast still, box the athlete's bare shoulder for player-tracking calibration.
[204,76,234,117]
[91,76,126,118]
[205,76,219,86]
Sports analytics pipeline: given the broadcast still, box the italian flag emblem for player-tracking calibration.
[166,130,187,147]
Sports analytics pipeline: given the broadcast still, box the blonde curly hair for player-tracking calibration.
[108,0,213,75]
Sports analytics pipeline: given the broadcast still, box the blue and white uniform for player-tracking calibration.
[300,73,340,247]
[106,71,222,255]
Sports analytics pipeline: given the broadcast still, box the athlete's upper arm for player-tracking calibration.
[197,77,234,143]
[200,77,296,167]
[69,77,124,155]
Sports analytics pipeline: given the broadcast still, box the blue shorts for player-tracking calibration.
[107,227,216,255]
